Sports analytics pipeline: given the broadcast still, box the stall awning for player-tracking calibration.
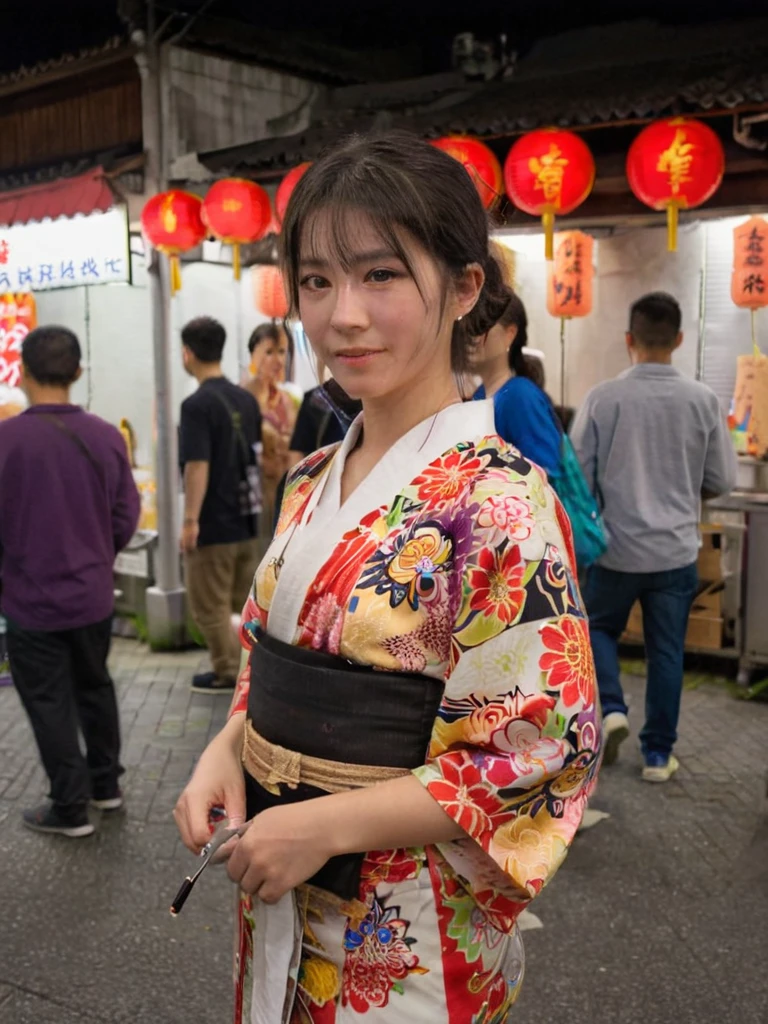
[0,167,117,227]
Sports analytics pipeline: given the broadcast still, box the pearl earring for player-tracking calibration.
[456,315,463,322]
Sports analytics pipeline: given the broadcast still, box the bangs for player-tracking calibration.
[302,204,421,284]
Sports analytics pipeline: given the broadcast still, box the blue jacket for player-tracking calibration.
[475,377,563,481]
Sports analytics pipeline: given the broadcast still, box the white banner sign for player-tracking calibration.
[0,206,130,291]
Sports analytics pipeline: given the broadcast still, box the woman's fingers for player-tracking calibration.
[223,777,246,830]
[174,787,215,853]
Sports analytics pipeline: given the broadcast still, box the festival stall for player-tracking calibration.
[423,123,768,680]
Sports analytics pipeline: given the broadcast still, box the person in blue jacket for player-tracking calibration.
[471,291,563,483]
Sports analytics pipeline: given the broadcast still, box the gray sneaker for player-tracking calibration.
[602,711,630,765]
[22,802,94,838]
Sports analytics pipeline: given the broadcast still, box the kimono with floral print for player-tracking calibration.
[229,401,601,1024]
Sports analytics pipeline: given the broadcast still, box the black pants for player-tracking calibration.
[7,616,122,820]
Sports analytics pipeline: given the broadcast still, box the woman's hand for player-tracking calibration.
[174,713,246,853]
[225,800,335,903]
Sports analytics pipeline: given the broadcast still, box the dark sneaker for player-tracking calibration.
[91,789,124,812]
[191,672,236,694]
[22,803,94,838]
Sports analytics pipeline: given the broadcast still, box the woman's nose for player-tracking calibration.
[329,283,369,332]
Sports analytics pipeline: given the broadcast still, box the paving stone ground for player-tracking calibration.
[1,638,767,1024]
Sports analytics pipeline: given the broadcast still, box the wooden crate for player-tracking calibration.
[685,612,724,651]
[697,528,723,582]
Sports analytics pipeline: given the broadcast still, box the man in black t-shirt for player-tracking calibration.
[179,317,262,694]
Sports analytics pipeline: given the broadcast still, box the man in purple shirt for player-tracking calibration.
[0,326,140,837]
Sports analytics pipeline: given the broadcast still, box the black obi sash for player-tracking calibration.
[245,631,445,899]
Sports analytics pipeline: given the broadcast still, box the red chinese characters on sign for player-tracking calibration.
[546,231,594,319]
[731,216,768,310]
[0,292,37,388]
[0,240,9,265]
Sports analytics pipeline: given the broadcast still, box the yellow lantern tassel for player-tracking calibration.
[543,208,555,261]
[169,254,182,295]
[666,201,679,252]
[232,242,241,282]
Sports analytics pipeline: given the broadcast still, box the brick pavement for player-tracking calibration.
[1,639,767,1023]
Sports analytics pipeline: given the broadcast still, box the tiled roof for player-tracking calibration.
[193,17,768,176]
[0,36,127,88]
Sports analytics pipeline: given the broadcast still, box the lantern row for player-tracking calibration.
[141,117,725,294]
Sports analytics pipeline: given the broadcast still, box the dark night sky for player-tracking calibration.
[3,0,764,75]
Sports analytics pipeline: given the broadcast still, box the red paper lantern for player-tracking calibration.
[275,163,311,227]
[201,178,272,281]
[504,129,595,260]
[141,190,205,294]
[252,264,289,319]
[432,135,503,209]
[627,117,724,252]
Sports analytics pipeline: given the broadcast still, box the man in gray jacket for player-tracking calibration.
[571,292,736,783]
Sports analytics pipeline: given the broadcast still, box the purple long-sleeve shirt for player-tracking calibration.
[0,404,140,631]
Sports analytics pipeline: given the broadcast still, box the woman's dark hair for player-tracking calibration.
[279,131,511,372]
[494,291,534,379]
[247,320,295,376]
[22,325,81,386]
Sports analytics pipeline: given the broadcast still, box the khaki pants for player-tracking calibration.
[185,538,260,680]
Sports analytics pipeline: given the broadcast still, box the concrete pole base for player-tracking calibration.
[145,586,187,651]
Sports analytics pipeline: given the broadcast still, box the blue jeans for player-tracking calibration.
[583,563,698,757]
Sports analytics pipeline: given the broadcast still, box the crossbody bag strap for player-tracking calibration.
[41,414,113,560]
[210,389,252,471]
[41,414,108,494]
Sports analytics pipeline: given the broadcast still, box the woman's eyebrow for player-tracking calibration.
[299,249,399,270]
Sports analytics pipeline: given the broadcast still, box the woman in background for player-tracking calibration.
[470,292,564,483]
[245,322,300,535]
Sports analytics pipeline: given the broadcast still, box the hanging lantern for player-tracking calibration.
[252,264,289,319]
[201,178,272,281]
[626,117,724,253]
[546,231,594,407]
[141,190,205,295]
[275,163,311,227]
[432,136,503,210]
[731,215,768,364]
[546,231,594,319]
[731,216,768,312]
[504,129,595,260]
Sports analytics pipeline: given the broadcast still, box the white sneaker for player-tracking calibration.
[602,711,630,765]
[642,754,680,784]
[90,793,124,811]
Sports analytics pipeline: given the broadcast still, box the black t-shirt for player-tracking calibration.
[289,386,346,456]
[179,377,262,546]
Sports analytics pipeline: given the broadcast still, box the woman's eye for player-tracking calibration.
[367,268,399,284]
[299,274,329,291]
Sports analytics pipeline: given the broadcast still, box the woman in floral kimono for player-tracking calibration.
[175,131,601,1023]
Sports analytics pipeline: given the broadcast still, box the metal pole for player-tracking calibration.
[142,0,185,647]
[560,316,566,409]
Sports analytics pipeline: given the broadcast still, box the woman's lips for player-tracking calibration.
[334,349,384,367]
